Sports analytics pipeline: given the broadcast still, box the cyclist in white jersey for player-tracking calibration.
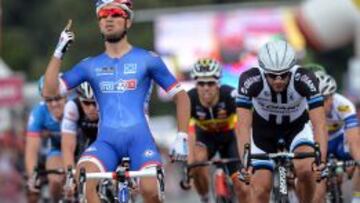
[312,73,360,203]
[236,40,328,203]
[61,82,99,169]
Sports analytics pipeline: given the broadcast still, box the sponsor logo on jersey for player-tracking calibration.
[337,105,351,113]
[144,149,155,158]
[99,79,137,93]
[196,110,207,120]
[217,109,227,119]
[241,75,261,94]
[95,67,115,76]
[295,73,316,92]
[258,101,301,114]
[124,63,137,74]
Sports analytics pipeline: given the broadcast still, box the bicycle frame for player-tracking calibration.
[27,167,67,202]
[243,140,320,203]
[326,155,357,203]
[78,158,164,203]
[179,158,241,203]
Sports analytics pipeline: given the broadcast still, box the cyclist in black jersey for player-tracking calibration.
[236,41,328,203]
[61,82,99,169]
[187,58,249,203]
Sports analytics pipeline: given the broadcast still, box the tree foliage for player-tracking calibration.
[2,0,243,80]
[2,0,352,83]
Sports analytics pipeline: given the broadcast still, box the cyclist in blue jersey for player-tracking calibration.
[42,0,190,202]
[25,76,66,203]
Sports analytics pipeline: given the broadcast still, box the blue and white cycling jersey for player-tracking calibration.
[326,93,360,159]
[60,47,182,171]
[26,102,62,157]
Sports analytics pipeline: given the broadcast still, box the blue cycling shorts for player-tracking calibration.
[78,126,162,172]
[328,132,352,160]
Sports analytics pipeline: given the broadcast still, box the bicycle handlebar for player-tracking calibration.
[85,167,158,180]
[250,151,317,160]
[327,159,358,168]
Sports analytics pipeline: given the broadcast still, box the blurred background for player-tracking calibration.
[0,0,360,202]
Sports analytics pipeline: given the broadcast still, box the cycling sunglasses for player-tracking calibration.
[97,8,129,20]
[265,72,291,80]
[81,100,96,106]
[44,95,65,103]
[197,81,218,87]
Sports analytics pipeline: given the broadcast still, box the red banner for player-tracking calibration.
[0,76,24,107]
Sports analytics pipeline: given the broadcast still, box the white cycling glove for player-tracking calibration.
[169,132,188,161]
[53,20,75,59]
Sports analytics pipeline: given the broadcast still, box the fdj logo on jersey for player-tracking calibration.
[100,79,137,93]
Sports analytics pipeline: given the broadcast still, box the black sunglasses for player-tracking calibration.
[81,100,96,106]
[44,95,64,103]
[265,72,291,80]
[197,81,217,87]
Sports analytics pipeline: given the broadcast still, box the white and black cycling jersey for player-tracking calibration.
[61,98,98,145]
[237,66,323,126]
[236,66,324,152]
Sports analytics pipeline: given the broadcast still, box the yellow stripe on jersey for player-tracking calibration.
[191,114,237,133]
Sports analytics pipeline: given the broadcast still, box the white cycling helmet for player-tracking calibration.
[191,58,221,80]
[316,73,337,96]
[76,82,95,101]
[258,40,297,74]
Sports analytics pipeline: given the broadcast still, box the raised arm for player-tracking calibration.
[43,20,74,97]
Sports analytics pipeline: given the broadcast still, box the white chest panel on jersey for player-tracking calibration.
[252,68,308,124]
[327,93,356,136]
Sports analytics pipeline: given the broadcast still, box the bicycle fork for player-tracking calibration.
[278,165,288,196]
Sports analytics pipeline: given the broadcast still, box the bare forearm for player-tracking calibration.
[174,90,190,133]
[188,131,196,163]
[62,134,76,168]
[43,56,62,96]
[25,137,40,176]
[346,128,360,160]
[310,107,328,161]
[238,127,251,159]
[236,108,252,159]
